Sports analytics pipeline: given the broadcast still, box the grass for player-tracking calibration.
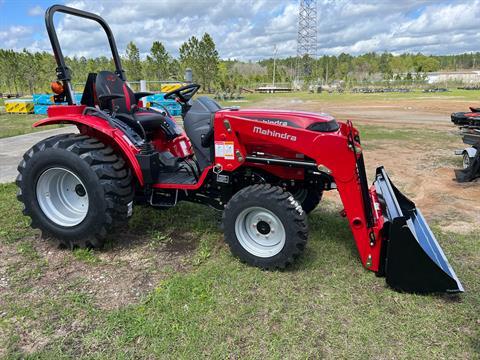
[0,183,36,242]
[0,182,478,359]
[221,88,480,107]
[357,124,457,144]
[0,112,63,138]
[73,248,101,264]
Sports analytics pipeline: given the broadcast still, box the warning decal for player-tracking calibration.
[214,142,224,158]
[215,141,235,160]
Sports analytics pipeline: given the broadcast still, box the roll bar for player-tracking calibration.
[45,4,126,104]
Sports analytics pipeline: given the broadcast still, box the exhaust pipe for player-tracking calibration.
[374,167,464,294]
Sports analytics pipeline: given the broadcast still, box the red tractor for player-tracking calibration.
[17,5,463,293]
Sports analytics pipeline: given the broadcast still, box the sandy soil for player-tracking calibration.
[365,142,480,234]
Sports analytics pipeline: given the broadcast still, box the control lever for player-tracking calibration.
[112,105,120,118]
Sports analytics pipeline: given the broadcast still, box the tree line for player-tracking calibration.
[0,34,479,94]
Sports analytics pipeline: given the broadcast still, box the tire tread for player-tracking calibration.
[223,184,308,269]
[16,133,133,248]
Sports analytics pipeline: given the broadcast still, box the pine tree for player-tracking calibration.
[146,41,170,81]
[179,33,219,91]
[124,41,142,81]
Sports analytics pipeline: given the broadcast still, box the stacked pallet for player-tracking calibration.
[160,83,183,93]
[32,94,55,115]
[5,99,34,114]
[32,93,82,114]
[143,93,182,116]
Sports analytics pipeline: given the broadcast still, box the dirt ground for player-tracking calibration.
[253,96,480,234]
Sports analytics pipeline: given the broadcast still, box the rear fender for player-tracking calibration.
[34,115,144,186]
[464,147,477,158]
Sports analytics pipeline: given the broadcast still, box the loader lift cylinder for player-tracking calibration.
[346,121,374,230]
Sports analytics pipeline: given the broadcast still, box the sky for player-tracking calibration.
[0,0,479,60]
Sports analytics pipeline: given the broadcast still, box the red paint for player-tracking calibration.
[122,83,131,111]
[47,105,86,117]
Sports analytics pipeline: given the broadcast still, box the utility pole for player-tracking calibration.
[272,45,278,87]
[325,57,328,85]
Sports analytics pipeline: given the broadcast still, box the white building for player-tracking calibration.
[426,71,480,84]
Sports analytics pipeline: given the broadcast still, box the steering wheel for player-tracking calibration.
[164,84,201,103]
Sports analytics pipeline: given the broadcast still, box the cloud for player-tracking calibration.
[2,0,480,59]
[0,26,34,48]
[28,5,43,16]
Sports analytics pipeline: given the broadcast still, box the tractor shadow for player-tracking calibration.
[104,202,222,254]
[100,201,359,272]
[299,205,360,265]
[107,200,358,271]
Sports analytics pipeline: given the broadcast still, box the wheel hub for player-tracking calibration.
[235,207,286,258]
[36,167,89,227]
[75,184,86,197]
[255,220,271,235]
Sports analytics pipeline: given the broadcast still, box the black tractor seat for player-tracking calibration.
[89,70,182,139]
[115,107,180,138]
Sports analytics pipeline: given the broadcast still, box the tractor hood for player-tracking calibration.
[220,109,340,132]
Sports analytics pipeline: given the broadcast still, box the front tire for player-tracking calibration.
[16,133,134,248]
[223,184,308,269]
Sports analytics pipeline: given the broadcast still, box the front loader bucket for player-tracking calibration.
[374,167,463,293]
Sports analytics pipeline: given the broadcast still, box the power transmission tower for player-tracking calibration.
[296,0,317,84]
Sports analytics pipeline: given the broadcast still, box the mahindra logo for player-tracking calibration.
[260,119,288,126]
[253,126,297,141]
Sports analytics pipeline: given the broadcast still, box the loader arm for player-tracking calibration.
[214,113,463,293]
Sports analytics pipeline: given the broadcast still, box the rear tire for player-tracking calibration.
[463,152,471,169]
[223,184,308,269]
[16,133,134,248]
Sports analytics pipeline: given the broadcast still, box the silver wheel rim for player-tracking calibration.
[234,207,286,258]
[36,167,89,227]
[463,153,470,169]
